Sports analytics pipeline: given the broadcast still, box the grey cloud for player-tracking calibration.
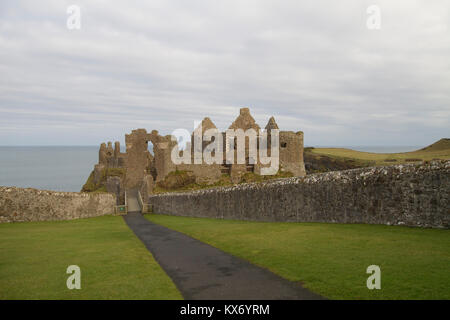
[0,0,449,146]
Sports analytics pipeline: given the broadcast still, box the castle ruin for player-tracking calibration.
[83,108,306,202]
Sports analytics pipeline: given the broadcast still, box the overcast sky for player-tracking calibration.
[0,0,449,146]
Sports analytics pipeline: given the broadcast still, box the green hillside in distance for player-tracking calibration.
[305,138,450,173]
[417,138,450,152]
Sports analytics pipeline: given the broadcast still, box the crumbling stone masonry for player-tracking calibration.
[0,187,116,223]
[84,108,306,201]
[147,161,450,228]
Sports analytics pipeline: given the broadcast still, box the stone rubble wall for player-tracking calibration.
[0,187,116,223]
[148,161,450,228]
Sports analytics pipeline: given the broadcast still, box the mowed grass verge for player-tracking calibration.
[0,215,182,299]
[146,214,450,300]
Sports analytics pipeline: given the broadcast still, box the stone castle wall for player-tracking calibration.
[148,161,449,228]
[86,108,307,198]
[0,187,116,223]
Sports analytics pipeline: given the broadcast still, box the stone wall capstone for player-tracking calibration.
[148,161,450,228]
[0,187,116,223]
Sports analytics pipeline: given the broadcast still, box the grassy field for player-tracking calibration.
[147,214,450,300]
[309,138,450,166]
[0,215,182,299]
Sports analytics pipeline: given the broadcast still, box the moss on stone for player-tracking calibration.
[239,171,293,183]
[81,168,126,193]
[105,168,126,177]
[81,171,97,192]
[157,170,196,189]
[154,171,295,194]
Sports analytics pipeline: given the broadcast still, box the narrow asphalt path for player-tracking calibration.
[123,212,324,300]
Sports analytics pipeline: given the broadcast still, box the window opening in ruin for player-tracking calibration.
[147,141,154,156]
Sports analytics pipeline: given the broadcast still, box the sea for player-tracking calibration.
[0,145,421,192]
[0,146,98,192]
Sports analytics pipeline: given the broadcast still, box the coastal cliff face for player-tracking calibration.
[148,161,450,228]
[0,187,116,223]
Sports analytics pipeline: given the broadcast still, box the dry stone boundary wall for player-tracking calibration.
[148,161,449,228]
[0,187,116,223]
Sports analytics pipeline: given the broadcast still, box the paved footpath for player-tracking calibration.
[123,212,324,300]
[126,190,141,213]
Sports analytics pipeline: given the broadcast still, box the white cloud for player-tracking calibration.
[0,0,449,146]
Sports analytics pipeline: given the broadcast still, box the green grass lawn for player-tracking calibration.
[146,214,450,300]
[0,215,182,299]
